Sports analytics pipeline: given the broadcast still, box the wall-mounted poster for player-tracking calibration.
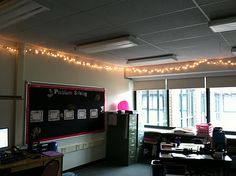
[25,82,105,143]
[78,109,86,119]
[48,110,60,121]
[64,109,74,120]
[30,110,43,123]
[90,109,98,118]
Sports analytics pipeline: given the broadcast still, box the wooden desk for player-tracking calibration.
[159,151,232,176]
[156,142,232,175]
[0,153,63,176]
[161,142,205,153]
[143,130,204,159]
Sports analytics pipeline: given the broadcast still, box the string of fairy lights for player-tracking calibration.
[0,44,18,53]
[0,43,123,72]
[1,43,236,74]
[125,59,236,74]
[24,47,124,72]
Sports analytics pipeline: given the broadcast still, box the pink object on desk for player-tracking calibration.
[42,151,61,157]
[196,123,212,137]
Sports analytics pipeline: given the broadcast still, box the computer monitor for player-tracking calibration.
[0,128,9,151]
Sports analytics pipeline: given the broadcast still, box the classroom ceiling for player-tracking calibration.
[1,0,236,66]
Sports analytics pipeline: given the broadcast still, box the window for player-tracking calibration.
[214,93,220,120]
[210,87,236,131]
[137,88,206,128]
[169,88,206,128]
[135,76,236,133]
[136,90,167,126]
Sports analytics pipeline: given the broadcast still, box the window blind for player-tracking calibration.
[167,77,205,89]
[133,80,165,90]
[206,75,236,88]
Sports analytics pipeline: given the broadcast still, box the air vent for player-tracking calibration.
[0,0,49,30]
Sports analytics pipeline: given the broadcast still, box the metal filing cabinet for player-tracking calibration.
[106,112,138,165]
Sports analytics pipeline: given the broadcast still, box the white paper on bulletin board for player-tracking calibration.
[77,109,86,119]
[108,113,117,126]
[30,110,44,123]
[64,109,74,120]
[48,110,60,121]
[90,109,98,118]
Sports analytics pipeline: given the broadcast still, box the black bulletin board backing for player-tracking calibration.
[25,82,105,143]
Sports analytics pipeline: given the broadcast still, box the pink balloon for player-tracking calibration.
[117,100,129,110]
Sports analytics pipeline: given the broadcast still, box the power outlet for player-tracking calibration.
[76,143,83,150]
[83,142,89,149]
[58,147,63,153]
[88,141,94,148]
[61,147,67,154]
[67,145,76,153]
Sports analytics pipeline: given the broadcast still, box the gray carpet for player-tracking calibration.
[74,160,236,176]
[76,162,152,176]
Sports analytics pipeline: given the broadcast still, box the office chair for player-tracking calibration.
[41,159,60,176]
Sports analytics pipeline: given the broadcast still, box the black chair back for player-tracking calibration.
[41,159,59,176]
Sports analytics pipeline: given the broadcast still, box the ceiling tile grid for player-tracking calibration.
[0,0,236,66]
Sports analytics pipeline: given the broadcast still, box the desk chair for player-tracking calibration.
[41,159,59,176]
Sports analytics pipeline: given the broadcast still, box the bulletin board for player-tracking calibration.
[25,82,105,143]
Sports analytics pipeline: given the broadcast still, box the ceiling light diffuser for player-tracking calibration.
[209,16,236,33]
[231,46,236,56]
[127,54,177,66]
[76,36,138,54]
[0,0,49,30]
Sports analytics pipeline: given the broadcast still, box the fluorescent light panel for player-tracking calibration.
[231,46,236,56]
[77,36,138,54]
[209,16,236,33]
[127,54,177,66]
[0,0,49,30]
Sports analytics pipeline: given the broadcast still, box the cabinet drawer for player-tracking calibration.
[129,121,136,126]
[129,155,137,164]
[129,149,136,156]
[129,145,136,152]
[129,128,136,132]
[129,130,136,137]
[130,115,136,121]
[129,138,136,144]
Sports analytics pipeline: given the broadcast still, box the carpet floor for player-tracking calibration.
[75,161,152,176]
[73,160,236,176]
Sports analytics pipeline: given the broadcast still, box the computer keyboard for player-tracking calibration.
[1,156,16,164]
[0,153,27,164]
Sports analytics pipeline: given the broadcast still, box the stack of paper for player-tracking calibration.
[171,153,186,158]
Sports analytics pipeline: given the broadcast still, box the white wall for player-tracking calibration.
[0,50,16,147]
[0,44,133,170]
[24,53,133,170]
[24,53,133,110]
